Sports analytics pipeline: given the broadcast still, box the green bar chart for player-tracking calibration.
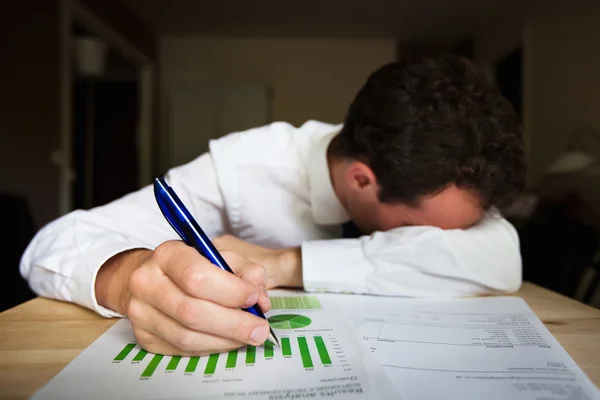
[297,337,314,369]
[226,350,238,369]
[270,296,322,310]
[314,336,332,365]
[113,343,136,362]
[264,341,274,358]
[281,338,292,357]
[185,357,199,373]
[132,349,148,362]
[245,346,256,364]
[166,356,181,371]
[112,332,336,378]
[141,354,164,378]
[204,354,219,375]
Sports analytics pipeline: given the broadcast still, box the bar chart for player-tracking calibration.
[33,295,390,400]
[270,296,322,310]
[112,333,334,379]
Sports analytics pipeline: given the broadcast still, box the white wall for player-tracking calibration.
[475,1,600,222]
[159,37,396,170]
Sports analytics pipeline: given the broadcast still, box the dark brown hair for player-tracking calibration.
[333,53,526,210]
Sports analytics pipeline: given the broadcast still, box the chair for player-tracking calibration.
[0,193,36,311]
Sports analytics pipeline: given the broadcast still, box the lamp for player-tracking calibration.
[546,129,600,175]
[73,36,107,77]
[72,36,107,208]
[505,129,599,219]
[544,129,600,306]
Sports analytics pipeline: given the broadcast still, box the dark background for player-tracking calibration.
[1,0,599,311]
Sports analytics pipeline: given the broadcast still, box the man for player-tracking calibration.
[21,54,525,357]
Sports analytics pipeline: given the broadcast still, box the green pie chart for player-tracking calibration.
[268,314,312,330]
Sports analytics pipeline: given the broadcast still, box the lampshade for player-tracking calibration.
[74,37,107,77]
[546,150,597,174]
[545,129,600,175]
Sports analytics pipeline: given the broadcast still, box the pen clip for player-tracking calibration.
[154,177,194,246]
[153,176,228,271]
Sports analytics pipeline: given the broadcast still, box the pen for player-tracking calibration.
[153,176,280,348]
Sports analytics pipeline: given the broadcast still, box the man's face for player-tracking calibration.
[331,160,484,234]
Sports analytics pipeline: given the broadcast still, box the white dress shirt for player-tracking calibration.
[21,120,522,318]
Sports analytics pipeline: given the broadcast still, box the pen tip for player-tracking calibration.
[267,331,280,348]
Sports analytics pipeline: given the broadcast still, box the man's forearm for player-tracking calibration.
[95,249,152,315]
[212,235,304,289]
[273,247,303,288]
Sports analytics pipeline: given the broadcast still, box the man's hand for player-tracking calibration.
[213,235,303,289]
[95,240,272,356]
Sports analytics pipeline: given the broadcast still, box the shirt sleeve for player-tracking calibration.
[301,214,522,297]
[20,153,227,317]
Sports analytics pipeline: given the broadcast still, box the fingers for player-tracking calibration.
[127,240,275,356]
[222,251,268,289]
[237,262,269,291]
[149,241,262,308]
[129,301,246,356]
[132,326,242,357]
[221,249,271,312]
[256,288,271,313]
[129,277,271,345]
[133,326,193,356]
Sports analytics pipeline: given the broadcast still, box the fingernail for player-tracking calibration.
[249,325,269,345]
[261,294,271,308]
[244,292,259,308]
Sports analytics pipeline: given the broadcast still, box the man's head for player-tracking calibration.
[329,54,526,233]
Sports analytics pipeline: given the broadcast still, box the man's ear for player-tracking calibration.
[345,161,378,191]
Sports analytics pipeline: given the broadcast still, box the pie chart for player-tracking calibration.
[268,314,312,330]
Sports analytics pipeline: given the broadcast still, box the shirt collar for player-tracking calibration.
[307,128,350,225]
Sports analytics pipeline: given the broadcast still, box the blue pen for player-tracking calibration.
[153,176,280,348]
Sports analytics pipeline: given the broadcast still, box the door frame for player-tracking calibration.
[58,0,154,216]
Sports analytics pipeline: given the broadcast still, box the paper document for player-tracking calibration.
[322,295,600,400]
[33,295,396,399]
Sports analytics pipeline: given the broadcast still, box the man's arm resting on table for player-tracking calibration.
[214,216,522,296]
[213,235,303,288]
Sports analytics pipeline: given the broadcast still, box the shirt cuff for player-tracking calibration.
[301,239,374,294]
[70,243,152,318]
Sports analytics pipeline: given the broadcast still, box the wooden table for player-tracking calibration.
[1,282,599,399]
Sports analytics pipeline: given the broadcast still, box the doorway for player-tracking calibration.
[59,0,154,214]
[72,25,140,208]
[495,47,523,122]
